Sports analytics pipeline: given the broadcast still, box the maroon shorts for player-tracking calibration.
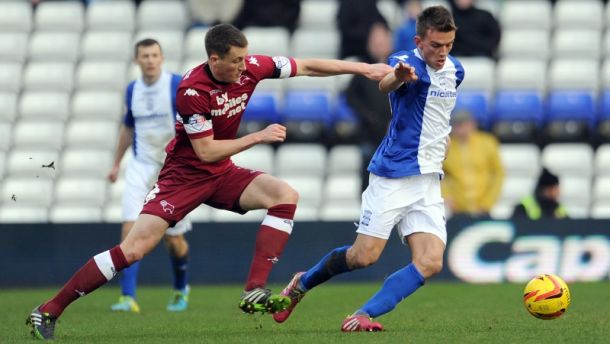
[140,159,263,226]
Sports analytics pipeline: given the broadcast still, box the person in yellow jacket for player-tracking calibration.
[512,168,569,220]
[442,110,504,218]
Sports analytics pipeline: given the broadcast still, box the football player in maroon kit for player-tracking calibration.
[26,24,392,340]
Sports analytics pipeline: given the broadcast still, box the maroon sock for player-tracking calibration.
[244,204,296,291]
[40,245,129,317]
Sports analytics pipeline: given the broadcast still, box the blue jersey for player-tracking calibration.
[124,71,182,164]
[368,49,465,178]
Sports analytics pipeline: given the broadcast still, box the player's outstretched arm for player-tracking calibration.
[190,124,286,163]
[379,61,418,93]
[293,58,393,81]
[108,125,134,183]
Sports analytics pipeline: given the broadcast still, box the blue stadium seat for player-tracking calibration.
[330,94,360,144]
[544,90,595,142]
[238,92,279,136]
[282,91,332,142]
[492,91,543,142]
[453,91,489,129]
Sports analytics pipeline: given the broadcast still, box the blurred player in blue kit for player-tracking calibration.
[274,6,464,332]
[106,39,192,313]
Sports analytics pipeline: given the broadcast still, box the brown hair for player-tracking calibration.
[205,24,248,58]
[134,38,161,58]
[416,6,457,38]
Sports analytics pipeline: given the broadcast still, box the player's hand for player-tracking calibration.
[394,62,418,82]
[107,165,120,183]
[258,124,286,143]
[363,63,394,81]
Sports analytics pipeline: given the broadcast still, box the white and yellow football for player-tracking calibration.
[523,273,571,320]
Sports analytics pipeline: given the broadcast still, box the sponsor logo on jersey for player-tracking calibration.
[395,54,409,61]
[160,200,175,214]
[248,56,259,66]
[184,88,199,96]
[209,89,223,95]
[428,89,457,98]
[267,257,280,264]
[211,92,249,118]
[144,183,160,205]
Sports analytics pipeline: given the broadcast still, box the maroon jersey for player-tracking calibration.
[167,55,297,175]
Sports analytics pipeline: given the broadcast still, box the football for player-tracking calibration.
[523,274,571,320]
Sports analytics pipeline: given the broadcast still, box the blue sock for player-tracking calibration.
[359,263,425,318]
[299,246,351,291]
[170,254,188,291]
[120,261,140,298]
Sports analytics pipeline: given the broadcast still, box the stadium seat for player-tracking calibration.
[0,33,28,63]
[328,145,362,176]
[29,32,80,63]
[495,59,547,92]
[544,91,595,142]
[65,121,118,150]
[6,149,60,178]
[76,62,128,91]
[319,202,361,221]
[231,144,274,174]
[87,1,136,32]
[499,144,541,179]
[19,92,70,121]
[475,0,501,19]
[0,63,22,93]
[255,78,286,95]
[60,149,113,178]
[329,94,360,144]
[597,90,610,141]
[137,0,187,31]
[548,58,599,92]
[108,177,126,203]
[593,176,610,203]
[283,91,332,142]
[184,28,209,61]
[130,60,180,80]
[498,176,537,207]
[0,123,10,152]
[457,58,494,91]
[291,29,340,59]
[454,91,490,129]
[210,208,266,222]
[23,62,74,92]
[50,205,103,223]
[185,0,242,24]
[299,0,339,30]
[492,91,543,142]
[0,205,48,223]
[1,177,54,207]
[541,143,594,178]
[134,30,184,61]
[0,2,32,33]
[560,176,592,218]
[324,175,361,203]
[275,143,327,177]
[286,76,336,94]
[378,0,403,29]
[81,32,132,62]
[35,1,84,32]
[595,144,610,176]
[54,177,107,207]
[590,203,610,219]
[0,92,17,122]
[552,29,601,60]
[499,29,550,60]
[242,27,290,57]
[12,121,64,150]
[181,59,202,75]
[239,92,280,136]
[281,176,323,208]
[71,91,123,121]
[500,0,552,30]
[490,201,517,220]
[554,0,603,30]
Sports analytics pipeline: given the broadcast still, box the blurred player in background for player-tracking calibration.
[273,6,464,332]
[106,39,192,313]
[26,23,392,340]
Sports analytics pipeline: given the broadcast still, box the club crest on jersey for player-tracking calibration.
[248,56,259,66]
[160,200,175,214]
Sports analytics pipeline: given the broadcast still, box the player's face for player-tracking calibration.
[209,46,248,83]
[415,29,455,70]
[135,44,164,81]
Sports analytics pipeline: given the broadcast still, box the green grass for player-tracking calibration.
[2,281,609,343]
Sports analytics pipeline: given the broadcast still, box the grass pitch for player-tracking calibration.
[1,282,608,343]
